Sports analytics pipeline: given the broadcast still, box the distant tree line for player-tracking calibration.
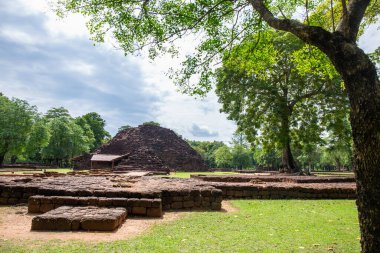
[1,92,351,170]
[187,129,352,172]
[0,94,110,167]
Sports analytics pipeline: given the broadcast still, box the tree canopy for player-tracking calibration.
[142,121,161,126]
[56,0,379,94]
[216,31,349,172]
[0,95,112,167]
[76,112,110,150]
[0,96,36,165]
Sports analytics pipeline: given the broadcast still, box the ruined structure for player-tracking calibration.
[0,172,356,232]
[73,125,207,171]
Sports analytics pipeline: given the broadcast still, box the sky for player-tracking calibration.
[0,0,379,142]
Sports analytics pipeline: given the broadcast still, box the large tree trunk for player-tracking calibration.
[0,153,4,167]
[280,111,299,173]
[309,32,380,251]
[10,155,17,164]
[281,141,298,173]
[329,42,380,252]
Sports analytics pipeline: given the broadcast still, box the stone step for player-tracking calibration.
[31,206,127,231]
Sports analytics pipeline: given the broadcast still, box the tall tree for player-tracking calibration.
[142,121,161,126]
[76,112,110,149]
[214,145,233,168]
[216,32,346,173]
[187,140,225,167]
[118,124,133,133]
[25,118,51,162]
[0,95,35,165]
[44,107,71,120]
[42,108,92,166]
[230,131,253,169]
[321,114,353,171]
[56,0,380,250]
[254,146,281,170]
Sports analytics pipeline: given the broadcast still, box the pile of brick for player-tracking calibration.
[73,124,208,171]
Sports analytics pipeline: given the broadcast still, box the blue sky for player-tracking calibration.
[0,0,379,142]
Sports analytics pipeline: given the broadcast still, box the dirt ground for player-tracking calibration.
[0,201,237,243]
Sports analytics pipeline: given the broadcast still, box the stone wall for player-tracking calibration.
[0,176,223,212]
[28,195,163,217]
[191,175,355,183]
[160,188,222,210]
[216,184,356,199]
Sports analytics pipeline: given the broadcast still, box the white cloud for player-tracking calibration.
[358,22,380,53]
[64,60,95,76]
[0,27,38,45]
[44,13,89,39]
[0,0,49,16]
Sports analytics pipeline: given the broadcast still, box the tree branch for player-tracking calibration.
[289,83,325,108]
[248,0,334,50]
[330,0,336,31]
[336,0,371,41]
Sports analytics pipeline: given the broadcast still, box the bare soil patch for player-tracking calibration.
[0,201,236,243]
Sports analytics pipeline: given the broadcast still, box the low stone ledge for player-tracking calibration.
[191,175,355,184]
[28,196,163,217]
[216,184,356,200]
[31,206,127,231]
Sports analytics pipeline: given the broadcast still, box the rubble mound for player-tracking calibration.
[79,125,207,171]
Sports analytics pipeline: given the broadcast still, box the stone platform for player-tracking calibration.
[31,206,127,231]
[0,175,223,210]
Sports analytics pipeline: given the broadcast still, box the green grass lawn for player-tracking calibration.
[313,171,355,177]
[165,171,238,178]
[0,200,360,253]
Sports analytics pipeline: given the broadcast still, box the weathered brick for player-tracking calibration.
[147,207,162,217]
[132,206,146,215]
[171,202,183,209]
[183,201,194,208]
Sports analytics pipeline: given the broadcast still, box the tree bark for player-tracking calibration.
[10,155,17,164]
[0,153,4,167]
[281,141,298,173]
[280,111,299,173]
[330,42,380,253]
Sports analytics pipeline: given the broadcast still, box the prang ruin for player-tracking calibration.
[73,125,208,172]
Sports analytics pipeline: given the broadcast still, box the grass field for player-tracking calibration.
[166,171,237,178]
[0,200,360,253]
[312,171,355,177]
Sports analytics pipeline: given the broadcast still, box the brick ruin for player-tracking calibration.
[31,206,127,231]
[73,125,208,172]
[191,174,356,199]
[0,173,356,232]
